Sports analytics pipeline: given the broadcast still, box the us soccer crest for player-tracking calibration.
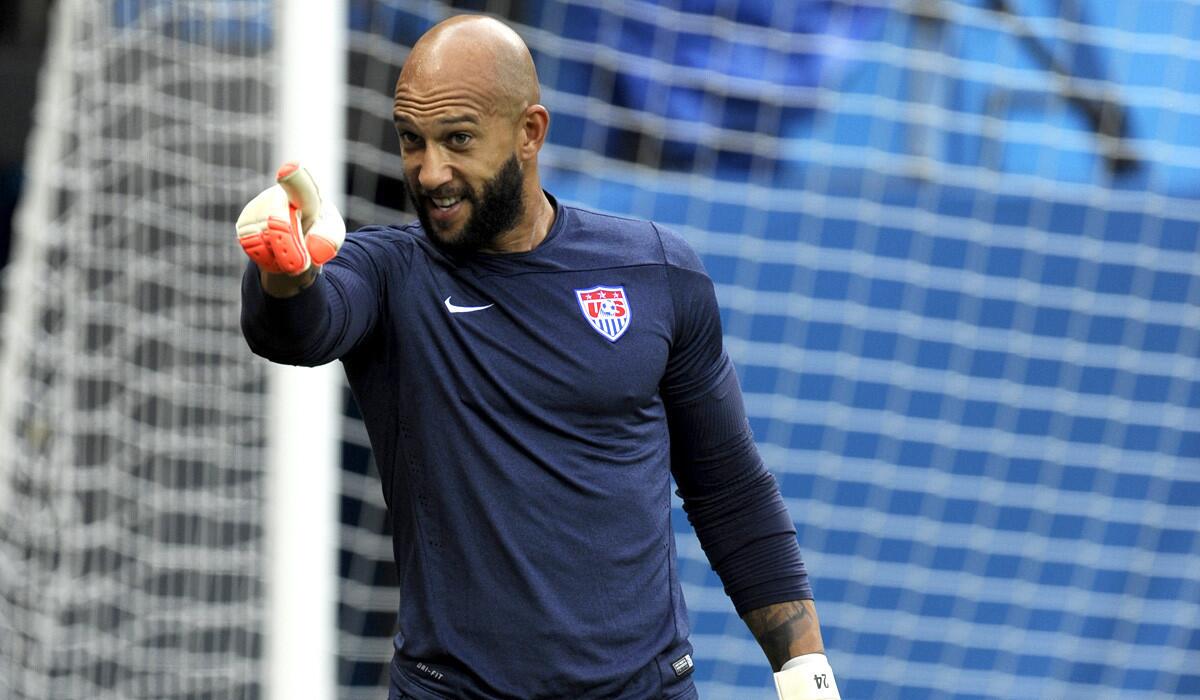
[575,285,631,342]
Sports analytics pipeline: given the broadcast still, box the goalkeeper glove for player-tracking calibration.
[236,161,345,275]
[774,653,841,700]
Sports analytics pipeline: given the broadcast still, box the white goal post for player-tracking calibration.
[268,2,347,700]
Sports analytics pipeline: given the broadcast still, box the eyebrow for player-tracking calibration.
[392,114,480,128]
[437,114,479,126]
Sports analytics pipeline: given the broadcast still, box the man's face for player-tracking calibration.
[393,75,527,256]
[406,153,525,258]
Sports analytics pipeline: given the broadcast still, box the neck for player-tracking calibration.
[483,186,554,254]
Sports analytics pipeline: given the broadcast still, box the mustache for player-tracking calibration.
[417,185,473,200]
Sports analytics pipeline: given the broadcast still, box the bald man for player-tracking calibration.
[238,15,839,700]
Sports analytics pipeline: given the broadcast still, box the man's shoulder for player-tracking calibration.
[559,203,705,273]
[340,221,429,261]
[348,222,424,247]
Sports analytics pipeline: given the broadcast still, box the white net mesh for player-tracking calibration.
[0,1,275,698]
[338,1,1200,698]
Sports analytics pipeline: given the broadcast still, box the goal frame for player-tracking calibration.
[267,2,347,699]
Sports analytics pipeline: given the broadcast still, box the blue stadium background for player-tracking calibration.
[339,1,1200,698]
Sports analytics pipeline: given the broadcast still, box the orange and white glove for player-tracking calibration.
[774,653,841,699]
[236,161,345,275]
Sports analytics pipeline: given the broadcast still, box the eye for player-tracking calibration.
[449,132,472,147]
[398,131,422,147]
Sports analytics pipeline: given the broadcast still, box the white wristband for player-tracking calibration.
[774,653,841,700]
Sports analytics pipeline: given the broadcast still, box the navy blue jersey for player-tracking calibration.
[241,195,810,699]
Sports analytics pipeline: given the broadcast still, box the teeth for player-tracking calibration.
[432,196,460,208]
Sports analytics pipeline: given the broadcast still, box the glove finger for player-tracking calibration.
[306,234,339,266]
[236,184,291,273]
[304,200,346,266]
[275,161,322,234]
[239,229,283,273]
[264,208,312,275]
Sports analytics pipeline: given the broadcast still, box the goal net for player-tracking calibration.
[0,1,275,698]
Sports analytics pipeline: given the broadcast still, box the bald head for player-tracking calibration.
[392,16,554,256]
[399,15,540,118]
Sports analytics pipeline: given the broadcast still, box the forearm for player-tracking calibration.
[240,262,339,365]
[680,460,812,612]
[742,599,826,671]
[668,361,813,612]
[259,265,318,298]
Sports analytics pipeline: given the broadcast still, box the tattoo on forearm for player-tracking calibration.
[742,600,821,671]
[753,601,808,657]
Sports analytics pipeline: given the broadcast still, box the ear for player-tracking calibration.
[517,104,550,161]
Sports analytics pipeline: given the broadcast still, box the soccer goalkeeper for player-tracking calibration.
[239,14,840,700]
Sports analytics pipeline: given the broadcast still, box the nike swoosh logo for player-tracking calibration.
[444,296,494,314]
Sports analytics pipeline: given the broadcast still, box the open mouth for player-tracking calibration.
[426,194,465,223]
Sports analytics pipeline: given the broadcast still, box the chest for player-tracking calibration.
[389,262,675,416]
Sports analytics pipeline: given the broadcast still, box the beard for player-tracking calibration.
[409,154,525,258]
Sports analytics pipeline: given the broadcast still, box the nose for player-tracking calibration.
[417,146,452,194]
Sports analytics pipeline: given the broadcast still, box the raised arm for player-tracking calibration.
[236,163,384,366]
